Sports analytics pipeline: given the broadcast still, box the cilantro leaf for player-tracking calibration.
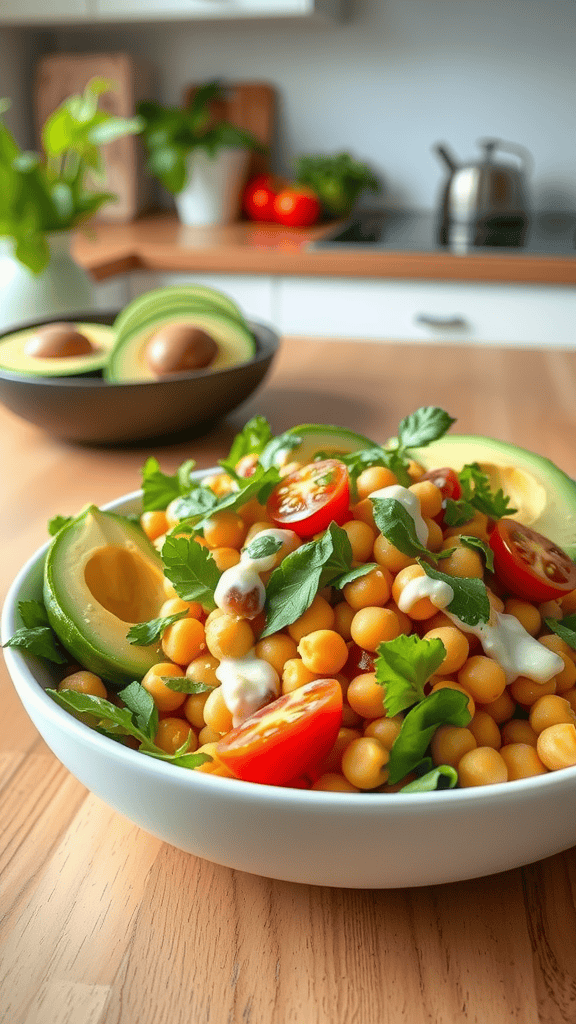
[118,681,158,738]
[397,407,456,450]
[418,558,490,627]
[141,456,197,512]
[371,497,432,560]
[387,688,471,785]
[374,633,447,717]
[399,765,458,792]
[48,514,73,536]
[126,608,189,646]
[175,467,281,535]
[161,534,222,609]
[4,617,67,664]
[443,498,477,527]
[544,615,576,652]
[161,676,213,694]
[459,535,495,573]
[262,522,354,637]
[219,415,272,476]
[458,463,517,519]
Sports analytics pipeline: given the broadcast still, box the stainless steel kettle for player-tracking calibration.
[434,138,532,247]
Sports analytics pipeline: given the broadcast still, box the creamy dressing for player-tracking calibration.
[398,575,454,613]
[447,608,564,685]
[241,527,296,572]
[213,562,266,619]
[370,485,429,546]
[216,652,280,726]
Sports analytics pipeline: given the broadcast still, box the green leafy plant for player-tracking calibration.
[293,151,381,218]
[137,81,266,195]
[0,78,143,273]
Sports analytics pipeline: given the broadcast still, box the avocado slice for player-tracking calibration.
[113,284,248,342]
[412,434,576,559]
[105,308,256,382]
[260,423,378,469]
[44,506,166,685]
[0,322,115,377]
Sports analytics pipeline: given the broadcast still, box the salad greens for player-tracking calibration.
[417,559,491,628]
[293,151,381,218]
[375,633,447,718]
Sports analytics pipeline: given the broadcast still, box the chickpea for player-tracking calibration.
[407,459,426,483]
[333,601,355,641]
[503,598,541,637]
[162,617,206,665]
[312,773,360,792]
[154,718,197,755]
[321,726,363,773]
[160,597,204,621]
[203,686,234,735]
[297,629,348,675]
[425,517,444,552]
[142,662,187,713]
[467,711,502,749]
[205,612,254,660]
[203,510,246,550]
[509,675,557,707]
[287,594,335,643]
[141,509,169,542]
[385,600,413,636]
[373,531,416,573]
[563,687,576,714]
[430,725,477,768]
[538,600,562,621]
[347,672,387,720]
[355,465,398,500]
[409,480,443,519]
[342,519,376,562]
[210,547,241,571]
[58,670,107,699]
[198,725,221,745]
[343,567,392,611]
[281,658,318,694]
[536,723,576,771]
[457,656,506,705]
[457,747,508,787]
[184,691,211,729]
[444,509,489,542]
[237,497,270,526]
[351,497,377,531]
[478,688,516,724]
[423,626,469,675]
[499,743,547,780]
[162,575,178,599]
[391,564,437,620]
[165,498,182,529]
[186,654,220,688]
[500,718,538,748]
[538,634,576,689]
[341,703,364,728]
[529,694,576,735]
[364,715,403,750]
[255,633,298,676]
[341,737,390,790]
[438,541,484,580]
[350,606,400,652]
[561,589,576,614]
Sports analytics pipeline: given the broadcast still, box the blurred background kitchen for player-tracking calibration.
[0,0,575,347]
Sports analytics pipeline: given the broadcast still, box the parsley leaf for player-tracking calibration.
[387,688,471,784]
[458,463,517,519]
[374,633,447,717]
[262,522,354,637]
[418,558,490,627]
[119,681,158,738]
[175,467,281,535]
[141,456,197,512]
[161,676,213,694]
[459,535,495,573]
[161,534,222,609]
[219,415,272,476]
[170,488,219,522]
[3,625,68,664]
[397,407,456,450]
[400,765,458,792]
[443,498,477,527]
[259,431,303,470]
[126,608,189,646]
[544,615,576,652]
[48,514,73,536]
[245,534,284,560]
[371,496,432,560]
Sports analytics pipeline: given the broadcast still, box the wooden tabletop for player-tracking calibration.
[73,212,576,286]
[2,337,576,1024]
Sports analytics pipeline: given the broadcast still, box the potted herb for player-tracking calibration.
[293,151,381,219]
[137,81,266,227]
[0,78,142,332]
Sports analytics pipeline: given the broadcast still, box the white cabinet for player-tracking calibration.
[0,0,341,23]
[0,0,88,23]
[276,278,576,348]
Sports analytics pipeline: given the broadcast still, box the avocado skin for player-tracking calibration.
[43,507,165,687]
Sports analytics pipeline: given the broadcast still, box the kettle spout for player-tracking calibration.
[434,143,458,172]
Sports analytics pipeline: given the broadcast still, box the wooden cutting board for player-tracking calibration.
[182,81,275,181]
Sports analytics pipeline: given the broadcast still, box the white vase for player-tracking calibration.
[0,231,95,334]
[174,148,250,227]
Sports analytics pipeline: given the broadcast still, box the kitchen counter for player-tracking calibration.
[73,211,576,286]
[2,337,576,1024]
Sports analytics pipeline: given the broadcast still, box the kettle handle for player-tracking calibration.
[478,138,533,176]
[433,143,458,173]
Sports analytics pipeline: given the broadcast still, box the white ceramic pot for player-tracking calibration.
[0,231,95,334]
[174,148,250,227]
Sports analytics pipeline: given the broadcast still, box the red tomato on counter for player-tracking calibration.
[243,174,282,222]
[489,519,576,602]
[216,678,343,786]
[273,186,321,227]
[266,459,350,538]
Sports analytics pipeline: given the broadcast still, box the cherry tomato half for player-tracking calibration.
[266,459,350,538]
[489,519,576,602]
[421,466,462,526]
[216,678,343,786]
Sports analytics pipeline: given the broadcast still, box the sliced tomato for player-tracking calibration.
[266,458,350,538]
[216,678,343,786]
[489,519,576,602]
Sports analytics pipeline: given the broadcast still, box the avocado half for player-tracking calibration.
[113,283,247,342]
[44,506,166,685]
[105,308,256,383]
[0,322,115,377]
[260,423,378,468]
[412,434,576,559]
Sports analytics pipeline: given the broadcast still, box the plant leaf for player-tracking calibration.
[374,633,447,717]
[127,609,189,646]
[387,688,471,785]
[161,534,222,609]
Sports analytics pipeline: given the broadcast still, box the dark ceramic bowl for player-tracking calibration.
[0,311,279,445]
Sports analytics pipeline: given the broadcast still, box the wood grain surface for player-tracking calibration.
[2,338,576,1024]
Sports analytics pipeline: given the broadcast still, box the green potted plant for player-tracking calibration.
[0,78,142,332]
[137,81,266,227]
[293,151,381,219]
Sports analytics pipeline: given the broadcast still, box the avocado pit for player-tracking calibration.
[24,323,97,359]
[145,322,219,377]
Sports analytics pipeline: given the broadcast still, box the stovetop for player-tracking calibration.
[309,209,576,256]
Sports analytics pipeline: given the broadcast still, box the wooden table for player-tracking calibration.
[2,338,576,1024]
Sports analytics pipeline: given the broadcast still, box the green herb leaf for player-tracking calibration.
[544,615,576,652]
[245,534,284,561]
[262,522,354,637]
[170,488,218,522]
[17,599,49,629]
[339,446,411,494]
[460,535,495,573]
[418,559,490,627]
[443,498,477,527]
[161,676,212,694]
[333,562,378,589]
[48,514,73,536]
[259,431,303,470]
[397,407,456,450]
[219,415,272,476]
[371,497,432,560]
[161,534,222,609]
[458,463,517,519]
[141,457,182,512]
[375,633,447,717]
[126,608,189,646]
[4,624,67,664]
[191,467,281,529]
[388,688,471,784]
[118,681,158,738]
[48,688,143,736]
[399,765,458,793]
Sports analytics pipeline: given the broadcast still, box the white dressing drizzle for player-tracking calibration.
[398,575,454,613]
[447,608,564,685]
[214,563,265,618]
[370,484,429,546]
[216,652,280,726]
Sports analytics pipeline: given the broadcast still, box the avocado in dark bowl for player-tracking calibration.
[0,311,279,445]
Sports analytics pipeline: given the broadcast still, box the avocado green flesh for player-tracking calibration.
[44,506,166,686]
[0,323,115,377]
[412,434,576,559]
[275,424,378,466]
[105,310,256,383]
[113,285,246,340]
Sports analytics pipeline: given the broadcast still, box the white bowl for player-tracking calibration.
[3,488,576,889]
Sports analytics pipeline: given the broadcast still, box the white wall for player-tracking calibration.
[14,0,576,211]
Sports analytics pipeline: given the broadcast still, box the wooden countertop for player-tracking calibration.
[2,337,576,1024]
[73,212,576,286]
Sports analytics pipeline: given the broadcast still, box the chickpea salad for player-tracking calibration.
[6,407,576,793]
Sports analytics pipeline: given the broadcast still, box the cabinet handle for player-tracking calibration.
[415,314,468,330]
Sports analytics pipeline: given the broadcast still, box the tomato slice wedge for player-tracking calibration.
[489,519,576,602]
[216,678,343,786]
[266,458,350,538]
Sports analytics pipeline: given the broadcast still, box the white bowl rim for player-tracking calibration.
[4,480,576,813]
